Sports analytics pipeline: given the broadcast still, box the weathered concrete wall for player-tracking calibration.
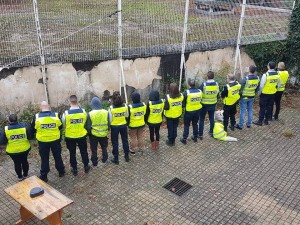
[0,47,254,116]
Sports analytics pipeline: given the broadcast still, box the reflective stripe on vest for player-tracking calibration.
[213,122,227,141]
[242,76,260,97]
[110,105,127,126]
[277,70,289,91]
[201,82,219,105]
[186,89,202,112]
[148,100,164,124]
[262,72,280,94]
[129,103,146,128]
[89,109,108,137]
[5,125,30,154]
[65,109,87,138]
[224,82,241,106]
[35,112,62,142]
[164,94,184,118]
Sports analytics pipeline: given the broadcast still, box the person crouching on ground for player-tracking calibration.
[145,90,164,150]
[128,92,146,155]
[0,114,33,181]
[164,83,184,146]
[180,79,202,144]
[221,74,241,132]
[108,91,130,164]
[213,110,237,142]
[86,96,109,167]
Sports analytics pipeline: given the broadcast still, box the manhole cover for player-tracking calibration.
[163,177,192,196]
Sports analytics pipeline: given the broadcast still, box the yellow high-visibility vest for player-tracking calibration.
[35,112,62,142]
[164,94,184,118]
[5,125,30,154]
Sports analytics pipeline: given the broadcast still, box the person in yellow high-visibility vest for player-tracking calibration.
[108,91,130,164]
[62,95,90,176]
[272,62,289,120]
[164,83,184,146]
[86,97,109,167]
[128,92,146,155]
[253,61,281,126]
[221,74,241,132]
[145,90,164,150]
[0,114,33,181]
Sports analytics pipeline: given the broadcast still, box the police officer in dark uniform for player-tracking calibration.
[180,79,202,144]
[31,101,65,182]
[0,114,33,181]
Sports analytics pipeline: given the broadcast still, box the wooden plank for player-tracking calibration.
[4,175,73,221]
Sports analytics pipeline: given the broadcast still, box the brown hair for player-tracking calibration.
[169,83,180,98]
[207,71,214,79]
[112,91,123,106]
[69,95,78,104]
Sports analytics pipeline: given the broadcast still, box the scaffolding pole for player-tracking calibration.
[179,0,190,91]
[234,0,246,78]
[33,0,49,104]
[118,0,128,104]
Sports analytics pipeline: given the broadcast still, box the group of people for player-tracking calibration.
[0,61,289,182]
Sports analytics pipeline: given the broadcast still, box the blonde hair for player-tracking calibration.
[278,62,285,70]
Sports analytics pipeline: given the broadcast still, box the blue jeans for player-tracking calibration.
[183,111,199,139]
[238,97,254,127]
[111,125,129,159]
[198,104,216,137]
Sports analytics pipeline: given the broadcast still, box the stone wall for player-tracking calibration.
[0,47,254,116]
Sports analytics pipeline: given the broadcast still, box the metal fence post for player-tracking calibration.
[33,0,49,104]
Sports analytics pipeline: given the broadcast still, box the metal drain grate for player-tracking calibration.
[163,177,192,196]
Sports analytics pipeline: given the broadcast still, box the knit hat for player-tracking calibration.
[90,97,102,110]
[131,92,141,104]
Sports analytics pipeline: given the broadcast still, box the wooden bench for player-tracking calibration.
[4,175,73,225]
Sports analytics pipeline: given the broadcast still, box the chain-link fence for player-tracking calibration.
[0,0,294,68]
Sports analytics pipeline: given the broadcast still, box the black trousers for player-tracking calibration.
[66,137,89,169]
[8,150,30,179]
[259,94,274,122]
[166,118,179,144]
[89,135,108,166]
[273,91,283,119]
[223,104,237,130]
[38,140,65,178]
[149,125,160,142]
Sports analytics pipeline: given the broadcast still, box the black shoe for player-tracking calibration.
[274,117,278,121]
[191,136,198,143]
[111,158,119,165]
[84,165,91,173]
[125,155,130,162]
[180,138,187,144]
[39,175,48,182]
[71,168,78,176]
[230,125,235,131]
[165,140,174,146]
[253,120,262,126]
[129,150,136,155]
[235,125,242,130]
[59,171,65,177]
[247,125,251,128]
[198,135,203,140]
[263,120,269,125]
[208,132,213,137]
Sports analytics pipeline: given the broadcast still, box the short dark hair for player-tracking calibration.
[188,79,195,87]
[112,91,123,106]
[268,61,276,69]
[249,65,257,74]
[207,71,214,79]
[69,95,78,104]
[8,114,18,123]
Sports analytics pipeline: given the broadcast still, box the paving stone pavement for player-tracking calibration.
[0,108,300,225]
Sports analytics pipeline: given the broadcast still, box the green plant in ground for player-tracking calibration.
[244,41,287,74]
[286,1,300,79]
[18,103,40,126]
